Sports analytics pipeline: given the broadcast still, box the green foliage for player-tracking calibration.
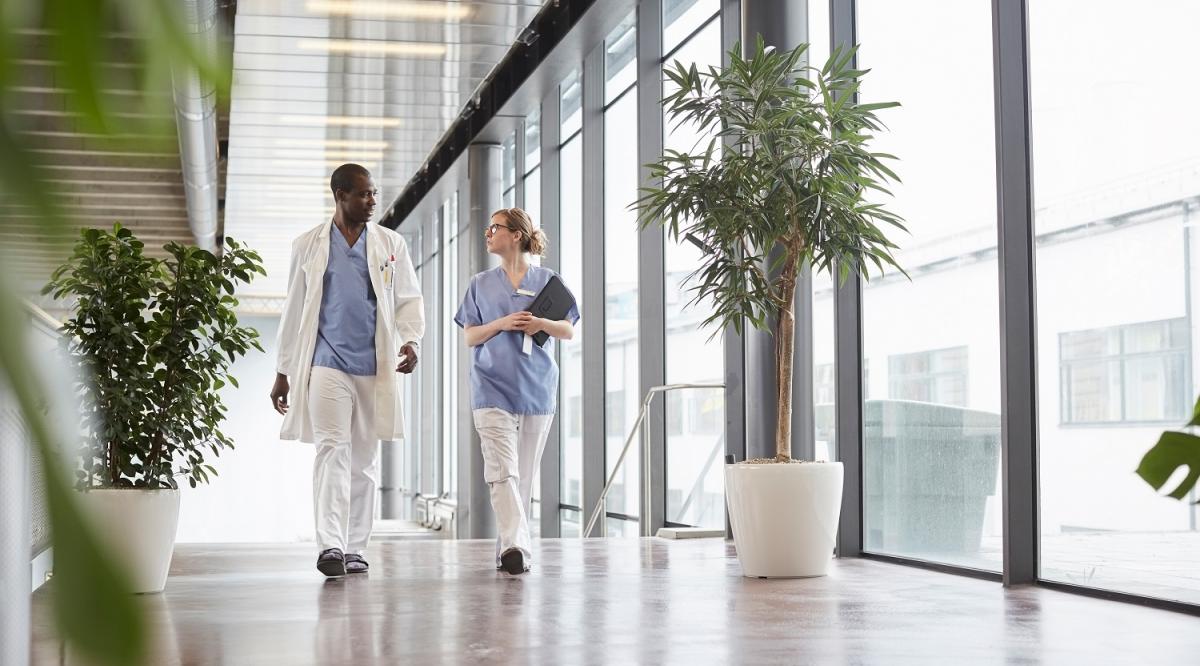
[0,1,233,663]
[1138,395,1200,502]
[636,38,907,338]
[45,225,266,490]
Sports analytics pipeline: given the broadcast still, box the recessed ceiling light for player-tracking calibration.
[279,114,400,128]
[305,1,472,20]
[270,148,386,160]
[297,38,447,57]
[274,138,390,149]
[270,159,379,169]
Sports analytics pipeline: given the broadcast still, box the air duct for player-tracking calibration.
[173,0,221,253]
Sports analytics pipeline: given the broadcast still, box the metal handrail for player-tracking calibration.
[583,382,725,538]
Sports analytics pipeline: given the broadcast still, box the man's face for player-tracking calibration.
[337,173,377,223]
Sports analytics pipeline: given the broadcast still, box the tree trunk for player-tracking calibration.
[775,272,798,462]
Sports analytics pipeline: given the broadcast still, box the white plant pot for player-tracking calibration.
[77,488,180,594]
[725,461,843,578]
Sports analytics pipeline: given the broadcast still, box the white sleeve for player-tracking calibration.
[275,237,307,376]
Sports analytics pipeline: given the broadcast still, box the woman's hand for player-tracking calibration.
[497,311,533,332]
[513,315,547,336]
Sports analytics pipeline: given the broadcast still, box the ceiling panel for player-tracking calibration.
[225,0,542,300]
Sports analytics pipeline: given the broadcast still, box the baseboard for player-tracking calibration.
[656,527,725,540]
[30,547,53,592]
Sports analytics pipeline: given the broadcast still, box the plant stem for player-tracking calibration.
[774,238,802,462]
[151,255,186,487]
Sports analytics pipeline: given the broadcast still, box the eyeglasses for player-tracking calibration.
[486,223,515,235]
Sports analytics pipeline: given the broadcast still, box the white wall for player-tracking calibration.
[176,316,319,544]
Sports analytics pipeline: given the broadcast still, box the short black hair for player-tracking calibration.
[330,163,371,196]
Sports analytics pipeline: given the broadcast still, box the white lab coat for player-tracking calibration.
[276,221,424,443]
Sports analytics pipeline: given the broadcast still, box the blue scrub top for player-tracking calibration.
[454,265,580,415]
[312,224,378,376]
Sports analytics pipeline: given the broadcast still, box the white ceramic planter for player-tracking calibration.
[77,488,181,594]
[725,461,843,578]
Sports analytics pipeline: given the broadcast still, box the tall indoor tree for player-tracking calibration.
[637,38,907,462]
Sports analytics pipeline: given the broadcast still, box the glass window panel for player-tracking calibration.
[561,70,582,139]
[662,0,719,56]
[859,0,1002,572]
[1031,0,1200,604]
[606,517,639,538]
[523,166,541,231]
[561,508,581,537]
[525,108,541,172]
[605,12,637,104]
[441,196,459,499]
[502,131,516,194]
[662,18,725,530]
[559,136,584,514]
[604,87,640,526]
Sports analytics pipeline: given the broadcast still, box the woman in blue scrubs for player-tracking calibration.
[454,207,580,575]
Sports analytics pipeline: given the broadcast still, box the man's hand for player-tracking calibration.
[270,373,290,415]
[397,343,419,374]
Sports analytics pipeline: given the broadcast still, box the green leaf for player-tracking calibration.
[1187,394,1200,427]
[1137,431,1200,501]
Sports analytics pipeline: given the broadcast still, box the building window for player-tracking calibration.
[1060,318,1189,425]
[888,346,968,407]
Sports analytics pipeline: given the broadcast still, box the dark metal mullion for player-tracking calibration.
[831,0,864,559]
[581,40,608,537]
[603,82,637,112]
[993,0,1040,586]
[1036,580,1200,618]
[637,0,667,535]
[540,84,564,538]
[862,552,1004,584]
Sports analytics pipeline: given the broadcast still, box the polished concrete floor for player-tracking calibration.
[31,537,1200,665]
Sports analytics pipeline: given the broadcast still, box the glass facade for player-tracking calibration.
[1030,0,1200,605]
[661,3,724,530]
[559,72,585,533]
[388,0,1200,614]
[603,13,640,532]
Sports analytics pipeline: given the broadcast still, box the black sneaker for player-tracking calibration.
[344,553,368,574]
[317,548,346,577]
[499,548,527,576]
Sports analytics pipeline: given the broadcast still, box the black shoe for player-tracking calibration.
[344,553,369,574]
[499,548,527,576]
[317,548,346,577]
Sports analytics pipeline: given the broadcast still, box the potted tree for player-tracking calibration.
[45,224,264,593]
[637,39,905,577]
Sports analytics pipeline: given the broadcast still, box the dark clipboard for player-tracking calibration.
[527,275,576,347]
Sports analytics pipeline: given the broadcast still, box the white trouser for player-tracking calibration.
[310,366,379,555]
[472,408,553,565]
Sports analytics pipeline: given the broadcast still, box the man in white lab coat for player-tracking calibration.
[270,163,424,577]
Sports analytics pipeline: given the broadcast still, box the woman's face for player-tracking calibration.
[485,214,521,256]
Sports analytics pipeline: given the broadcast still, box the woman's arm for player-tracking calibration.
[519,317,575,341]
[464,311,533,347]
